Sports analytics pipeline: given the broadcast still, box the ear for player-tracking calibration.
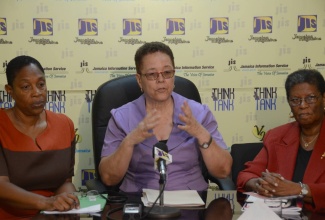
[135,73,142,91]
[5,84,12,95]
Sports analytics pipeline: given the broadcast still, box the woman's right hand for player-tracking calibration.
[128,109,161,144]
[44,192,79,211]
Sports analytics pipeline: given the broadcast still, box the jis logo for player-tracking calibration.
[33,18,53,36]
[78,19,98,36]
[123,19,141,36]
[297,15,317,32]
[0,18,7,35]
[253,16,272,34]
[166,18,185,35]
[210,17,229,35]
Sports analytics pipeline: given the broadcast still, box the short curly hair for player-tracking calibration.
[6,55,44,86]
[134,42,175,74]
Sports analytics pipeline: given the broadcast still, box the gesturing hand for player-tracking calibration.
[129,109,161,144]
[177,101,202,137]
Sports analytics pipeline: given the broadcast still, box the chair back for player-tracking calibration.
[91,75,201,182]
[230,142,263,186]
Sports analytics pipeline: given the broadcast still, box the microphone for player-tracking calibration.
[152,142,170,182]
[143,142,180,219]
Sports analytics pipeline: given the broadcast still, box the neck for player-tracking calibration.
[11,108,43,127]
[146,97,173,111]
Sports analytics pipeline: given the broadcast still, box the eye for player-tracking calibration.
[21,85,31,90]
[147,72,156,77]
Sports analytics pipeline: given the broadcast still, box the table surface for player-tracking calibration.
[32,190,325,220]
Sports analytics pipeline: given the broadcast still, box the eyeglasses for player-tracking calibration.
[288,95,320,107]
[142,70,175,80]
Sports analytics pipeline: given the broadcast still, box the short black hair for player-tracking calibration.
[134,42,175,74]
[285,69,325,99]
[6,55,44,86]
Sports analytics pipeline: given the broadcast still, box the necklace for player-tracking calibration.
[300,132,319,148]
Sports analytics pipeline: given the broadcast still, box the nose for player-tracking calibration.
[32,85,42,96]
[156,72,165,82]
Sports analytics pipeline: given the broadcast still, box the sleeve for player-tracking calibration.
[62,114,76,177]
[236,132,270,192]
[101,109,128,157]
[190,101,227,149]
[0,145,8,176]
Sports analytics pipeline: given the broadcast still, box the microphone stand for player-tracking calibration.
[143,174,181,219]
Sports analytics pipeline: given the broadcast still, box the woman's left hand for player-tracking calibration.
[261,171,300,196]
[177,101,202,137]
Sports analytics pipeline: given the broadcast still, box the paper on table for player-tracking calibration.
[242,193,301,215]
[238,201,282,220]
[244,192,299,201]
[142,188,205,207]
[43,204,101,214]
[42,194,107,214]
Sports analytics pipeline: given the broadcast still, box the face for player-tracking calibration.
[5,64,47,116]
[289,83,325,126]
[136,51,175,103]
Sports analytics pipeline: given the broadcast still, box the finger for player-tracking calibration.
[68,193,80,209]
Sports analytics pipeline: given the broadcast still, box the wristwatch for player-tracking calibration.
[200,135,213,149]
[299,182,308,196]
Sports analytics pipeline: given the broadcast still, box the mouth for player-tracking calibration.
[32,101,46,108]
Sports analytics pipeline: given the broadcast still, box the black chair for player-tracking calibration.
[230,142,263,186]
[86,74,226,193]
[212,142,263,190]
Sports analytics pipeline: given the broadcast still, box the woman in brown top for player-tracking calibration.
[0,55,79,219]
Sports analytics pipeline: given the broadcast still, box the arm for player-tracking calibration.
[0,176,79,211]
[177,101,232,178]
[99,109,161,186]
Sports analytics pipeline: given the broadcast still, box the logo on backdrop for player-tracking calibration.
[252,125,266,141]
[210,17,228,34]
[297,15,317,32]
[0,90,13,109]
[166,18,185,35]
[79,18,98,36]
[224,59,239,72]
[253,16,272,34]
[123,19,141,36]
[45,91,66,113]
[85,90,96,113]
[302,57,313,69]
[74,18,102,45]
[248,16,277,43]
[211,88,235,111]
[292,15,321,42]
[118,18,145,45]
[33,18,53,36]
[0,18,7,35]
[81,169,96,186]
[29,18,58,45]
[254,87,277,110]
[162,18,189,44]
[205,17,233,44]
[0,18,12,44]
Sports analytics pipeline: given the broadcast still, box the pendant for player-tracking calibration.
[304,143,309,148]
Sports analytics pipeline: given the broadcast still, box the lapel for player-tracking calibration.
[304,119,325,183]
[276,122,300,180]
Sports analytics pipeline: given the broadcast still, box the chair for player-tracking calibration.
[230,142,263,186]
[212,142,263,190]
[86,74,217,193]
